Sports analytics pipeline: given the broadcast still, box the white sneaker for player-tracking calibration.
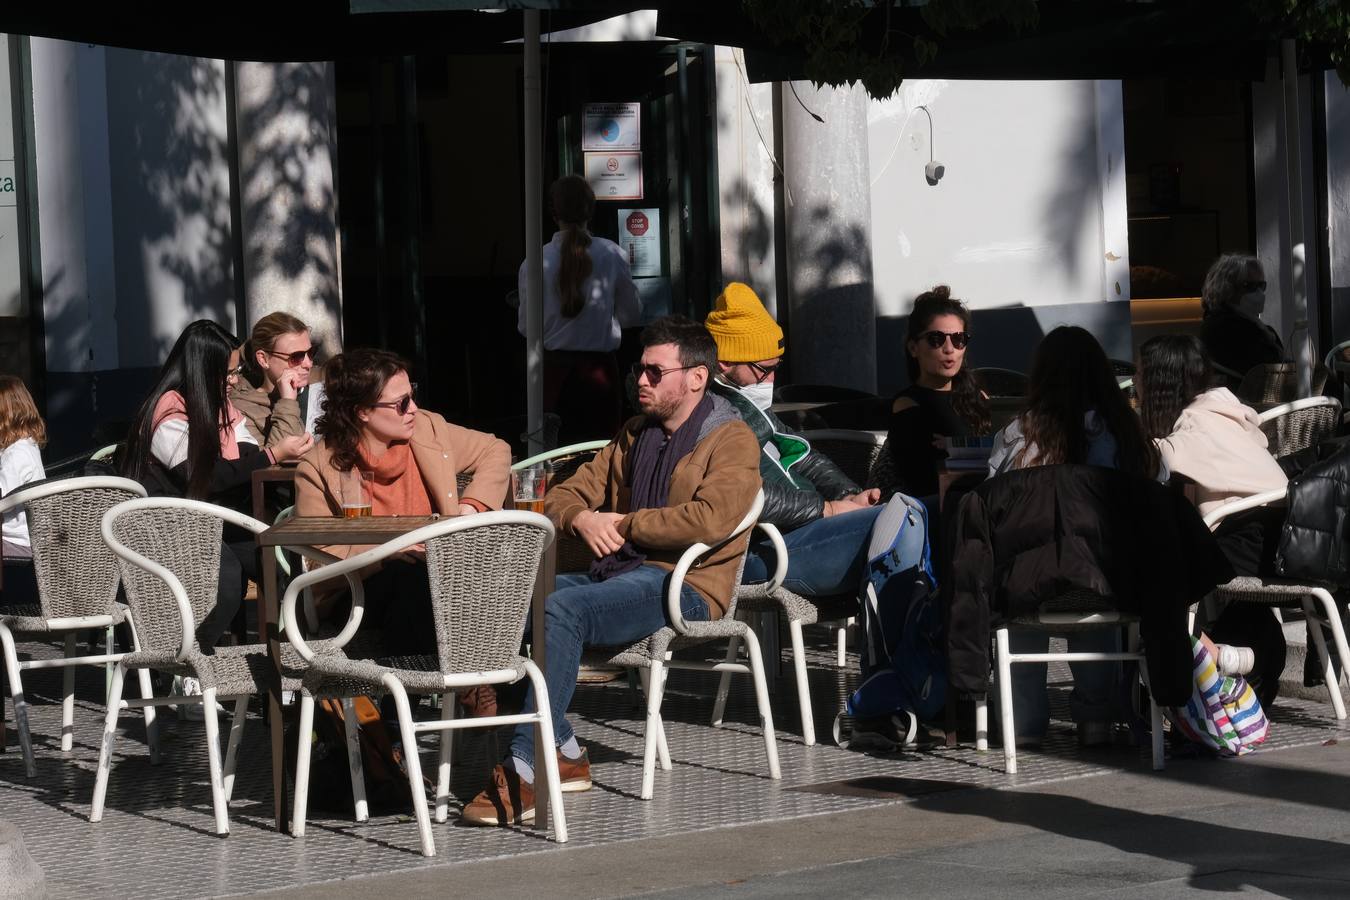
[177,676,205,721]
[1216,644,1255,676]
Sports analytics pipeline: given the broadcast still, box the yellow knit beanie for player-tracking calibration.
[705,282,784,363]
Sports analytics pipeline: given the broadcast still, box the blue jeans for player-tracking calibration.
[993,628,1122,739]
[509,565,709,766]
[740,505,882,596]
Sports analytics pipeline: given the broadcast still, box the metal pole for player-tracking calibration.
[1281,38,1313,397]
[524,10,545,457]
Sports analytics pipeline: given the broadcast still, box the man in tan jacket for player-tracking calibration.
[464,316,762,826]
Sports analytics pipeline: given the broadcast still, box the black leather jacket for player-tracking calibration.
[1277,444,1350,586]
[709,380,859,531]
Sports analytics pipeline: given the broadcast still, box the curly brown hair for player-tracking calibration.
[316,348,411,473]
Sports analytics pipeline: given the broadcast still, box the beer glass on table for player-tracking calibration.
[340,469,373,518]
[513,463,548,514]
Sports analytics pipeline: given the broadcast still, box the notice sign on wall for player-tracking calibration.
[582,102,640,151]
[618,208,662,277]
[584,151,643,201]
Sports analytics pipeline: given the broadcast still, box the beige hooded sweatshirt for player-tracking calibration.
[1155,387,1287,523]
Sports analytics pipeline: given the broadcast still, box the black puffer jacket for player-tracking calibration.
[709,380,859,530]
[948,465,1232,705]
[1276,444,1350,586]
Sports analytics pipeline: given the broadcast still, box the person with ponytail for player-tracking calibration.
[517,174,640,443]
[232,311,322,447]
[887,286,991,497]
[121,320,313,650]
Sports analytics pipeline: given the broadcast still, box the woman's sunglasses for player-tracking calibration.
[921,330,970,350]
[268,347,317,367]
[371,383,418,416]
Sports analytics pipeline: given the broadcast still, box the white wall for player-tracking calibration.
[868,79,1129,317]
[1327,72,1350,335]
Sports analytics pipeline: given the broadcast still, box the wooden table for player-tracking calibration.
[255,513,556,832]
[251,464,299,522]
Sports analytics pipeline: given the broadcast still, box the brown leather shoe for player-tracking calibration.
[462,765,534,826]
[456,684,498,718]
[558,747,592,793]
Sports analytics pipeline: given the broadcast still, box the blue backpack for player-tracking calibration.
[833,492,945,749]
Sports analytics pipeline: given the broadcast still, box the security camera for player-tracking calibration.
[925,160,945,186]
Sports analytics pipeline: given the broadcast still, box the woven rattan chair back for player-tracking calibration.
[24,482,144,620]
[1260,400,1341,459]
[109,506,224,656]
[866,437,900,498]
[802,431,884,488]
[1238,362,1330,409]
[423,519,550,673]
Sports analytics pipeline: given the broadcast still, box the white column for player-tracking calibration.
[233,61,343,355]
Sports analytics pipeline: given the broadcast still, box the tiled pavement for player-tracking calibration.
[2,627,1346,899]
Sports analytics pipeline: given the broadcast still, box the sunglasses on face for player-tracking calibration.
[269,347,317,367]
[1243,280,1268,292]
[745,360,781,384]
[371,383,418,416]
[921,330,970,350]
[632,362,697,386]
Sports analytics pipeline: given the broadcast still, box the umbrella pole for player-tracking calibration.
[524,9,545,456]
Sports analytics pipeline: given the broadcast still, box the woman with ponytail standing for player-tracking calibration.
[518,174,641,443]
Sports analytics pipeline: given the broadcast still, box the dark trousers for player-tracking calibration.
[1208,507,1288,707]
[363,559,436,657]
[544,350,622,445]
[202,530,260,649]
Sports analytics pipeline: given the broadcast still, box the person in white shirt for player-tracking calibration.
[518,174,641,443]
[120,320,312,648]
[0,376,48,560]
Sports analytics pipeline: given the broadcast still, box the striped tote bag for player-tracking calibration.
[1167,636,1270,756]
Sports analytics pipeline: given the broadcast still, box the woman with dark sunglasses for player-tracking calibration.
[885,285,990,497]
[1198,253,1285,389]
[294,348,511,656]
[232,311,324,448]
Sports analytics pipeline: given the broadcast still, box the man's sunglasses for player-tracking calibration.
[921,330,970,350]
[632,363,697,386]
[745,360,781,384]
[268,347,317,367]
[371,383,418,416]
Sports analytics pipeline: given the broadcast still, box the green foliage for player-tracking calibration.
[1252,0,1350,86]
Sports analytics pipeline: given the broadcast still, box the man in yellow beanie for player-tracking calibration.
[705,282,881,600]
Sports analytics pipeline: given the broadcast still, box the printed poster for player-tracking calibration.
[584,150,643,201]
[618,208,661,277]
[582,102,641,151]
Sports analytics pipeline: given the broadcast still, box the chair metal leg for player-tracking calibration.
[90,663,127,823]
[523,660,567,842]
[341,698,368,823]
[434,692,455,824]
[0,624,35,777]
[788,618,816,746]
[838,616,856,668]
[61,633,77,752]
[104,625,115,703]
[640,660,666,800]
[710,634,740,727]
[995,627,1017,775]
[740,628,781,781]
[125,616,159,764]
[201,687,231,836]
[1303,595,1347,720]
[222,696,248,802]
[974,697,988,751]
[384,676,435,857]
[292,694,316,837]
[1312,588,1350,720]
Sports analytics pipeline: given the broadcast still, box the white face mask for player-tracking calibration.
[1238,290,1266,320]
[739,381,775,411]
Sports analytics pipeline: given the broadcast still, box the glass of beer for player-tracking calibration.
[340,468,373,518]
[513,463,548,514]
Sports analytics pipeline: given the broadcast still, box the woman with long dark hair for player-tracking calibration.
[886,285,990,496]
[295,348,510,656]
[517,174,641,443]
[1138,334,1288,704]
[987,325,1160,746]
[121,319,312,650]
[989,325,1160,480]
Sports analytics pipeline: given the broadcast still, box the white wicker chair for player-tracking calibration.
[94,497,351,835]
[1204,488,1350,720]
[1256,396,1341,460]
[583,490,780,800]
[282,511,564,856]
[974,590,1166,775]
[0,476,156,777]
